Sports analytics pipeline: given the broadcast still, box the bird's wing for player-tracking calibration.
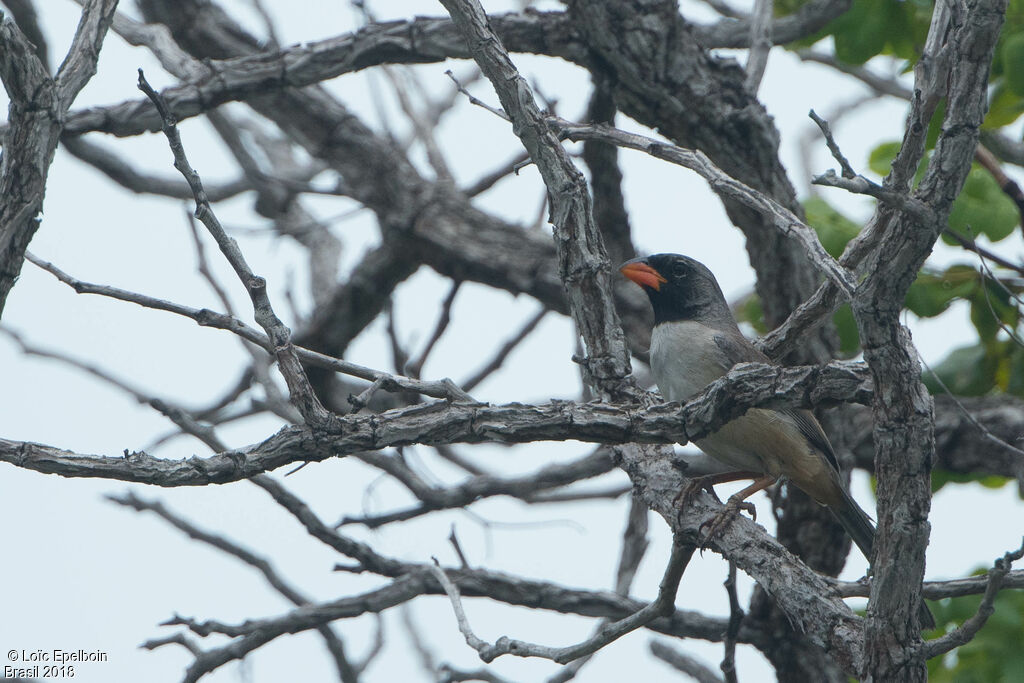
[784,409,841,475]
[713,333,841,475]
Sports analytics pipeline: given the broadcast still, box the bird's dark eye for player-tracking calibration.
[671,262,688,278]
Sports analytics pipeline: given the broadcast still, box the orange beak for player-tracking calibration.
[620,259,667,291]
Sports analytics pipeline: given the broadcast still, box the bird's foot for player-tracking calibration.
[673,476,722,533]
[698,495,757,549]
[673,475,723,510]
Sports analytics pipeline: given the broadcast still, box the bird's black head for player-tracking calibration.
[620,253,734,327]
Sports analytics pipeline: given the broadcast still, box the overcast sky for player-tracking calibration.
[2,2,1023,682]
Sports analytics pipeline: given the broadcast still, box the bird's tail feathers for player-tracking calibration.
[831,486,875,561]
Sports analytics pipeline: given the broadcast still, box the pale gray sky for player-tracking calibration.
[1,2,1022,682]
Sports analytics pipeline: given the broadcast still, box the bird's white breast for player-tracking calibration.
[649,321,729,403]
[650,320,775,474]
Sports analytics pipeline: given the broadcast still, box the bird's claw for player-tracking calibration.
[698,497,756,548]
[674,476,723,534]
[673,475,723,510]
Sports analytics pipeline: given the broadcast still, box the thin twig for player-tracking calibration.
[248,0,281,47]
[975,144,1024,226]
[921,538,1024,659]
[438,665,516,683]
[25,252,475,403]
[551,118,856,296]
[829,570,1024,599]
[942,228,1024,276]
[545,493,653,683]
[109,491,360,682]
[649,640,723,683]
[0,326,227,452]
[407,280,461,378]
[464,151,532,197]
[430,541,695,664]
[918,350,1024,469]
[353,615,385,675]
[798,50,914,100]
[445,69,510,121]
[615,494,650,595]
[136,69,330,427]
[383,66,454,183]
[744,0,773,93]
[335,448,614,529]
[348,376,387,414]
[720,561,742,683]
[809,109,857,179]
[433,444,490,477]
[399,604,439,676]
[449,524,472,569]
[141,633,203,657]
[385,298,410,377]
[462,308,548,391]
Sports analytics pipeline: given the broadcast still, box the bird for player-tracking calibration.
[620,252,934,629]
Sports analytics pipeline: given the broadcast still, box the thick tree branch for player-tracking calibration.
[852,2,1006,678]
[439,0,631,394]
[0,360,874,486]
[692,0,851,49]
[0,0,117,316]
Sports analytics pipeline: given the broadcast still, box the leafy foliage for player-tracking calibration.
[779,0,932,63]
[799,188,1024,395]
[927,585,1024,682]
[929,470,1010,494]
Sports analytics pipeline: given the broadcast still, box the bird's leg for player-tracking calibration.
[674,470,761,510]
[698,475,777,548]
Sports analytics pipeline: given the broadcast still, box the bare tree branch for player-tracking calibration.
[0,359,877,486]
[554,118,855,297]
[743,0,773,94]
[921,538,1024,660]
[109,491,360,683]
[26,252,474,403]
[0,0,118,316]
[852,2,1006,676]
[430,541,694,664]
[692,0,851,49]
[649,640,723,683]
[136,69,330,427]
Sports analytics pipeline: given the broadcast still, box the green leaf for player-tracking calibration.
[969,278,1018,342]
[944,164,1020,244]
[1003,32,1024,95]
[827,0,933,64]
[802,196,861,257]
[928,589,1024,682]
[733,292,768,335]
[833,303,860,356]
[868,141,903,177]
[921,343,998,396]
[905,265,978,318]
[931,469,1010,494]
[984,83,1024,129]
[1007,344,1024,397]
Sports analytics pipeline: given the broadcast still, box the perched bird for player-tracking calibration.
[620,253,934,628]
